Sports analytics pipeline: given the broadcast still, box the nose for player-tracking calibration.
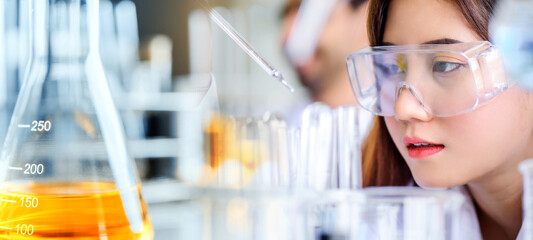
[393,84,433,122]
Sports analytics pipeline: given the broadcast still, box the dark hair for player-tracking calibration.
[363,0,498,187]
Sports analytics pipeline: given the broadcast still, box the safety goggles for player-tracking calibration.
[346,41,510,117]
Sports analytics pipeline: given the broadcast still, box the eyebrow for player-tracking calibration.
[382,38,464,46]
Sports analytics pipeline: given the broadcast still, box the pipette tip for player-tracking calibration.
[281,79,295,93]
[272,70,295,93]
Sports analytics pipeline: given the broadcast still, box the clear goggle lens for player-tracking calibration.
[346,41,509,117]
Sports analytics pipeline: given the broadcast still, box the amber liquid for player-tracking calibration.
[0,182,153,240]
[205,114,265,170]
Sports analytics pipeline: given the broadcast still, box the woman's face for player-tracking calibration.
[383,0,533,188]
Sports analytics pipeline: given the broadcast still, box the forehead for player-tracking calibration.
[383,0,483,45]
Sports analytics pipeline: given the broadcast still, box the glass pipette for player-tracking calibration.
[200,1,294,92]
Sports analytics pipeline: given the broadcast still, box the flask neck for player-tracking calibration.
[29,0,100,61]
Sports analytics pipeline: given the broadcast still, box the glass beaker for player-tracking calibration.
[207,187,317,240]
[0,0,153,239]
[205,112,292,189]
[347,187,467,240]
[309,188,469,240]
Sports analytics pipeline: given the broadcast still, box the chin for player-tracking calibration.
[412,173,461,189]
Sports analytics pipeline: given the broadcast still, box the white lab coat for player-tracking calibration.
[452,186,524,240]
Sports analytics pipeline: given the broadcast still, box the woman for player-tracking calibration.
[347,0,533,239]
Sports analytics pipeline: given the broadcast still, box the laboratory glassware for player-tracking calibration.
[205,112,292,189]
[335,106,362,189]
[491,0,533,91]
[0,0,24,145]
[99,0,146,141]
[205,103,363,190]
[314,187,468,240]
[208,187,317,240]
[99,0,149,177]
[197,0,294,92]
[175,73,219,184]
[115,0,141,93]
[350,187,468,240]
[298,103,335,190]
[294,103,363,190]
[520,159,533,240]
[0,0,153,239]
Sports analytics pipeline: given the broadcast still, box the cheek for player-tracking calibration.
[384,117,398,136]
[383,117,405,150]
[435,98,531,187]
[382,90,533,188]
[438,91,533,186]
[452,91,533,161]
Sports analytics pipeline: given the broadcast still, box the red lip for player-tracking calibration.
[403,137,444,159]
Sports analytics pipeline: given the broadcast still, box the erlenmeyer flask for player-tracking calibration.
[0,0,153,239]
[0,0,23,145]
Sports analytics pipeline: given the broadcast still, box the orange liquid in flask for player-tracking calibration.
[0,182,153,240]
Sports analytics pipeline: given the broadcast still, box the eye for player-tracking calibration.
[377,63,403,75]
[432,61,465,73]
[374,54,406,76]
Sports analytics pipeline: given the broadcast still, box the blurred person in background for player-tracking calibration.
[280,0,370,126]
[281,0,369,107]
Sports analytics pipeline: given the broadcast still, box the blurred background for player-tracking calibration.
[133,0,305,115]
[125,0,309,237]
